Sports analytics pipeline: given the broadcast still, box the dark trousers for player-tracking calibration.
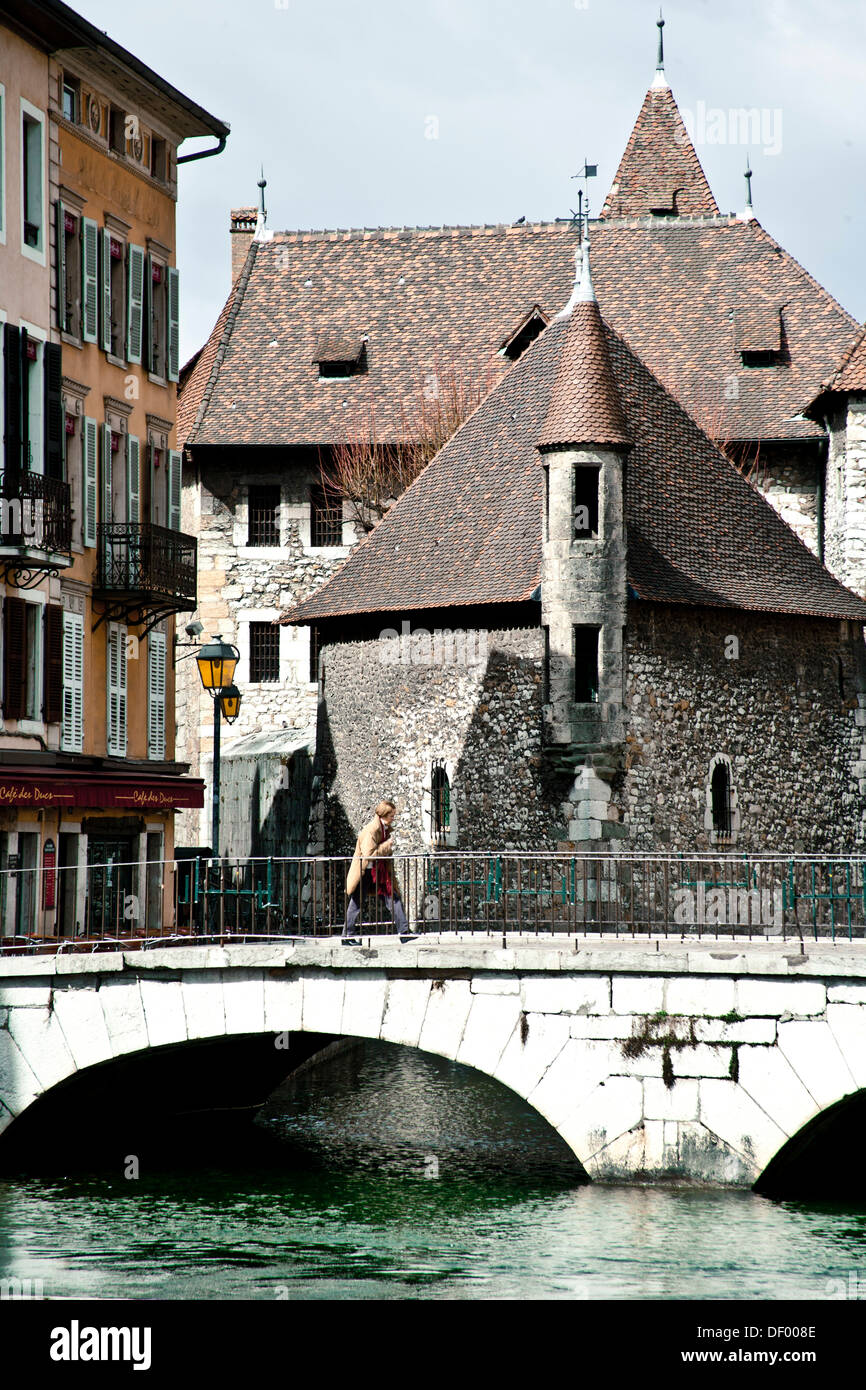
[344,869,409,936]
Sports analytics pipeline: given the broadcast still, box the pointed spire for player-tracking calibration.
[601,67,719,219]
[652,9,669,89]
[253,168,273,243]
[738,157,756,221]
[537,237,631,453]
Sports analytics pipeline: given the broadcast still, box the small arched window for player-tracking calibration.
[711,761,732,838]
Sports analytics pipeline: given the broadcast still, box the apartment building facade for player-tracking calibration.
[0,0,228,934]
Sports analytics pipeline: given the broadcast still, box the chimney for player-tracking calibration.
[230,207,257,283]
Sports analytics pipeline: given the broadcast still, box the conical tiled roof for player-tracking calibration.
[601,83,719,219]
[536,242,631,451]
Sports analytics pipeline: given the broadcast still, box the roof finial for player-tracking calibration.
[257,166,267,220]
[652,8,669,88]
[556,224,596,320]
[738,156,756,221]
[253,167,273,243]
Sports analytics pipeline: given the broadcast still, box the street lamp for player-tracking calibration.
[195,638,242,858]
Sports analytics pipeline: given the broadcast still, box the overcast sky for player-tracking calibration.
[70,0,866,362]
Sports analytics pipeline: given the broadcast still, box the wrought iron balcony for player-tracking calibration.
[0,471,72,586]
[95,522,197,629]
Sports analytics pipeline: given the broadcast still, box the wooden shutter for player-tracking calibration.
[126,244,145,364]
[143,254,153,373]
[61,610,84,753]
[3,324,22,472]
[167,266,179,382]
[127,435,140,522]
[81,218,98,344]
[148,630,166,760]
[99,228,112,354]
[3,595,26,719]
[55,200,66,331]
[83,417,98,546]
[43,342,63,479]
[167,448,181,530]
[43,604,63,724]
[101,423,112,525]
[106,622,127,756]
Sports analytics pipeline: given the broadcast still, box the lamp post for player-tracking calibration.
[195,638,241,859]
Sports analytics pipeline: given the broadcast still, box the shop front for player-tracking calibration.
[0,770,204,937]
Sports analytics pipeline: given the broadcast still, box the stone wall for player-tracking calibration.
[744,443,821,558]
[620,604,866,852]
[176,458,362,846]
[824,396,866,599]
[315,603,866,856]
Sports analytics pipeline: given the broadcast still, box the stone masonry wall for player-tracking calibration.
[176,461,362,845]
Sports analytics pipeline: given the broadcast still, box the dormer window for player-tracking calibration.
[734,305,784,367]
[501,305,549,362]
[314,331,367,379]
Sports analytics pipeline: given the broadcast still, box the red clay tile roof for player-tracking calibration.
[601,83,719,219]
[282,312,866,626]
[313,330,366,365]
[537,294,631,451]
[811,324,866,403]
[178,217,857,451]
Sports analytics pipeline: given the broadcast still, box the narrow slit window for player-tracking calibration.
[711,762,732,838]
[573,625,599,703]
[431,761,451,840]
[573,466,600,538]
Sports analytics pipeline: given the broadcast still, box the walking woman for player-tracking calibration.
[342,798,414,943]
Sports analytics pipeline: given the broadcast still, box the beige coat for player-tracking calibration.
[346,816,400,897]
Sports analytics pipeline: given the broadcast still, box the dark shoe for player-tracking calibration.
[341,937,362,946]
[399,934,419,943]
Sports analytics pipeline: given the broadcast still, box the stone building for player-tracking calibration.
[284,237,866,856]
[177,31,866,854]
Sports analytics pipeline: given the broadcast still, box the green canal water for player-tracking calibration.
[0,1040,864,1301]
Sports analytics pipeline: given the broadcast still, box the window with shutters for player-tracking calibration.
[148,630,166,759]
[56,204,82,339]
[127,246,145,365]
[81,218,98,344]
[21,101,46,260]
[61,610,84,751]
[0,85,5,245]
[22,333,44,473]
[2,598,46,723]
[167,449,181,530]
[43,604,63,725]
[106,621,127,756]
[82,417,97,545]
[148,256,167,378]
[104,234,126,360]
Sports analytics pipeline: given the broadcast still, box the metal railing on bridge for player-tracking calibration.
[3,852,866,950]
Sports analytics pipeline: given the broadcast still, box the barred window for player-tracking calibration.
[249,622,279,682]
[248,485,280,546]
[431,760,451,839]
[310,485,343,547]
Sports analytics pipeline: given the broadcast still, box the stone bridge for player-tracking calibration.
[1,936,865,1189]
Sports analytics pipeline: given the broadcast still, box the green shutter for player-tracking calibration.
[127,435,140,523]
[127,244,145,364]
[167,266,179,382]
[100,228,112,354]
[83,417,98,546]
[167,448,181,530]
[55,201,66,332]
[81,218,98,343]
[101,424,113,525]
[148,630,166,760]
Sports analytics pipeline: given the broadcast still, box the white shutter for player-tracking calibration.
[83,417,98,546]
[106,621,127,756]
[61,611,84,753]
[167,449,181,530]
[82,218,98,343]
[148,630,166,760]
[100,228,112,354]
[167,266,179,382]
[127,244,145,364]
[127,435,140,523]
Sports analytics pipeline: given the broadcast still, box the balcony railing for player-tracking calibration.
[0,471,72,556]
[96,522,197,603]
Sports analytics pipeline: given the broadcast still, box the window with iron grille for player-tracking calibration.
[310,485,343,547]
[309,625,320,684]
[431,761,451,840]
[248,485,281,546]
[249,622,279,682]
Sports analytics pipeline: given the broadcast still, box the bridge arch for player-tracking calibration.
[0,948,863,1191]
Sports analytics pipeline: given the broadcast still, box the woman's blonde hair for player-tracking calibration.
[374,798,396,818]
